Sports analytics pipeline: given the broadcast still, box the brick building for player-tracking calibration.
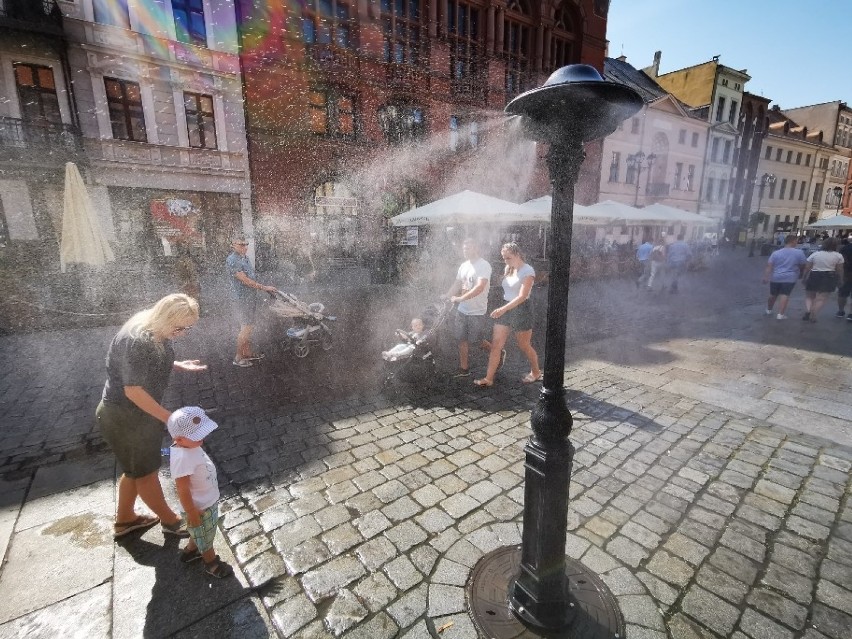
[235,0,612,273]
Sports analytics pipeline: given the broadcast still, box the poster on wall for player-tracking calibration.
[398,226,419,246]
[150,198,203,253]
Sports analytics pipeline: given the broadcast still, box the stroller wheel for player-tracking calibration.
[293,341,310,358]
[320,331,333,351]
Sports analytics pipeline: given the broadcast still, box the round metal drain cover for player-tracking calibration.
[467,546,625,638]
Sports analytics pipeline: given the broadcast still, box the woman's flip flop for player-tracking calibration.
[522,373,543,384]
[473,378,493,387]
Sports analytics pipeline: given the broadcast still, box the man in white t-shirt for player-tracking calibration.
[446,238,499,377]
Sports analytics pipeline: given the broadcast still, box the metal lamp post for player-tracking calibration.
[833,186,844,214]
[749,172,775,257]
[626,151,656,207]
[467,65,642,637]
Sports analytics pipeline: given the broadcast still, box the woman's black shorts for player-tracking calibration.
[497,301,533,331]
[805,271,838,293]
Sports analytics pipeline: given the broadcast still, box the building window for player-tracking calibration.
[706,177,716,202]
[381,0,420,65]
[806,154,811,166]
[799,181,806,200]
[691,132,698,147]
[104,77,147,142]
[303,0,352,48]
[172,0,207,47]
[631,118,640,134]
[625,161,636,185]
[678,129,686,144]
[94,0,129,28]
[796,151,802,165]
[686,164,695,191]
[448,0,481,84]
[673,162,683,190]
[184,92,217,149]
[813,183,823,205]
[309,90,354,137]
[14,63,61,123]
[608,151,620,182]
[718,178,726,201]
[765,145,772,160]
[549,8,577,71]
[786,150,793,163]
[711,137,720,162]
[768,179,776,199]
[728,99,738,125]
[716,96,725,122]
[503,0,532,96]
[779,178,787,199]
[775,148,782,162]
[378,104,425,144]
[449,115,479,151]
[723,140,732,164]
[790,180,797,200]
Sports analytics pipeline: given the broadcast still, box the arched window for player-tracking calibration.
[504,0,532,96]
[381,0,422,65]
[550,7,579,71]
[302,0,353,49]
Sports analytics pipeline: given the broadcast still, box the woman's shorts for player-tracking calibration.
[96,400,164,478]
[805,271,838,293]
[185,504,219,553]
[497,301,533,332]
[769,281,796,296]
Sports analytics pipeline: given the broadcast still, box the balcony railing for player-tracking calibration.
[0,0,62,27]
[307,44,359,74]
[0,117,81,153]
[647,182,671,197]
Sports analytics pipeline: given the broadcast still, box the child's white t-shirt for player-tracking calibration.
[170,446,219,510]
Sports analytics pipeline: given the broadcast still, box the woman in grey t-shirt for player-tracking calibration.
[474,243,542,387]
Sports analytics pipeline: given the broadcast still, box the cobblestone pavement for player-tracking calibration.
[0,251,851,638]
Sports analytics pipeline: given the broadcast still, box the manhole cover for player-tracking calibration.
[467,546,625,638]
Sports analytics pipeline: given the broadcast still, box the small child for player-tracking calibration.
[382,317,425,360]
[166,406,233,579]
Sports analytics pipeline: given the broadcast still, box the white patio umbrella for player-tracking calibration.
[60,162,114,272]
[389,190,526,226]
[805,214,852,229]
[518,195,604,225]
[585,200,656,223]
[640,203,717,225]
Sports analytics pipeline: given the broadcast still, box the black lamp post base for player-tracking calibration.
[468,546,626,638]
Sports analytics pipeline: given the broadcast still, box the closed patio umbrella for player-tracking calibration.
[60,162,114,273]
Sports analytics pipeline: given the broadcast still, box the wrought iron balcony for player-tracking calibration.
[0,117,82,159]
[0,0,62,32]
[647,182,671,197]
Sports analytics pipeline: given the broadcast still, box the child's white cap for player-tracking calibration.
[167,406,218,441]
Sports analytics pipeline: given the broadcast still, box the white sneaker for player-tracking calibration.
[765,309,773,315]
[776,314,787,320]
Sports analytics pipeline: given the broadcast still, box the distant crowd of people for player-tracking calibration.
[634,233,694,294]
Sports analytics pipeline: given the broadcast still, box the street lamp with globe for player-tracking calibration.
[626,151,657,207]
[466,65,642,638]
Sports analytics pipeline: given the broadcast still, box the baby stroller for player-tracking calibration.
[267,289,336,358]
[382,299,453,388]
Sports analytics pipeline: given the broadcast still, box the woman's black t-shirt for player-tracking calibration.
[101,332,174,409]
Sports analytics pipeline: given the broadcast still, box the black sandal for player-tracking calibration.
[179,547,202,564]
[204,555,234,579]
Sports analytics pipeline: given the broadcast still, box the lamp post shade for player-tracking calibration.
[506,64,644,144]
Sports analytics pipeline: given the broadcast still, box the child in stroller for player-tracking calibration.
[266,289,336,358]
[381,300,451,388]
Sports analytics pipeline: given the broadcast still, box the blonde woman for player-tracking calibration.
[96,294,207,539]
[474,243,542,387]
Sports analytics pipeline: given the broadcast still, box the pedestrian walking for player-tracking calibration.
[167,406,233,578]
[802,237,844,322]
[834,238,852,320]
[646,237,667,292]
[635,237,653,289]
[762,234,807,320]
[445,237,500,377]
[474,242,540,387]
[665,234,692,293]
[96,293,206,540]
[226,236,276,367]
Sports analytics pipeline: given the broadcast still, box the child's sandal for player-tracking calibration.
[204,555,234,579]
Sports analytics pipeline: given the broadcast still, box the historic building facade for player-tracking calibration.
[234,0,612,271]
